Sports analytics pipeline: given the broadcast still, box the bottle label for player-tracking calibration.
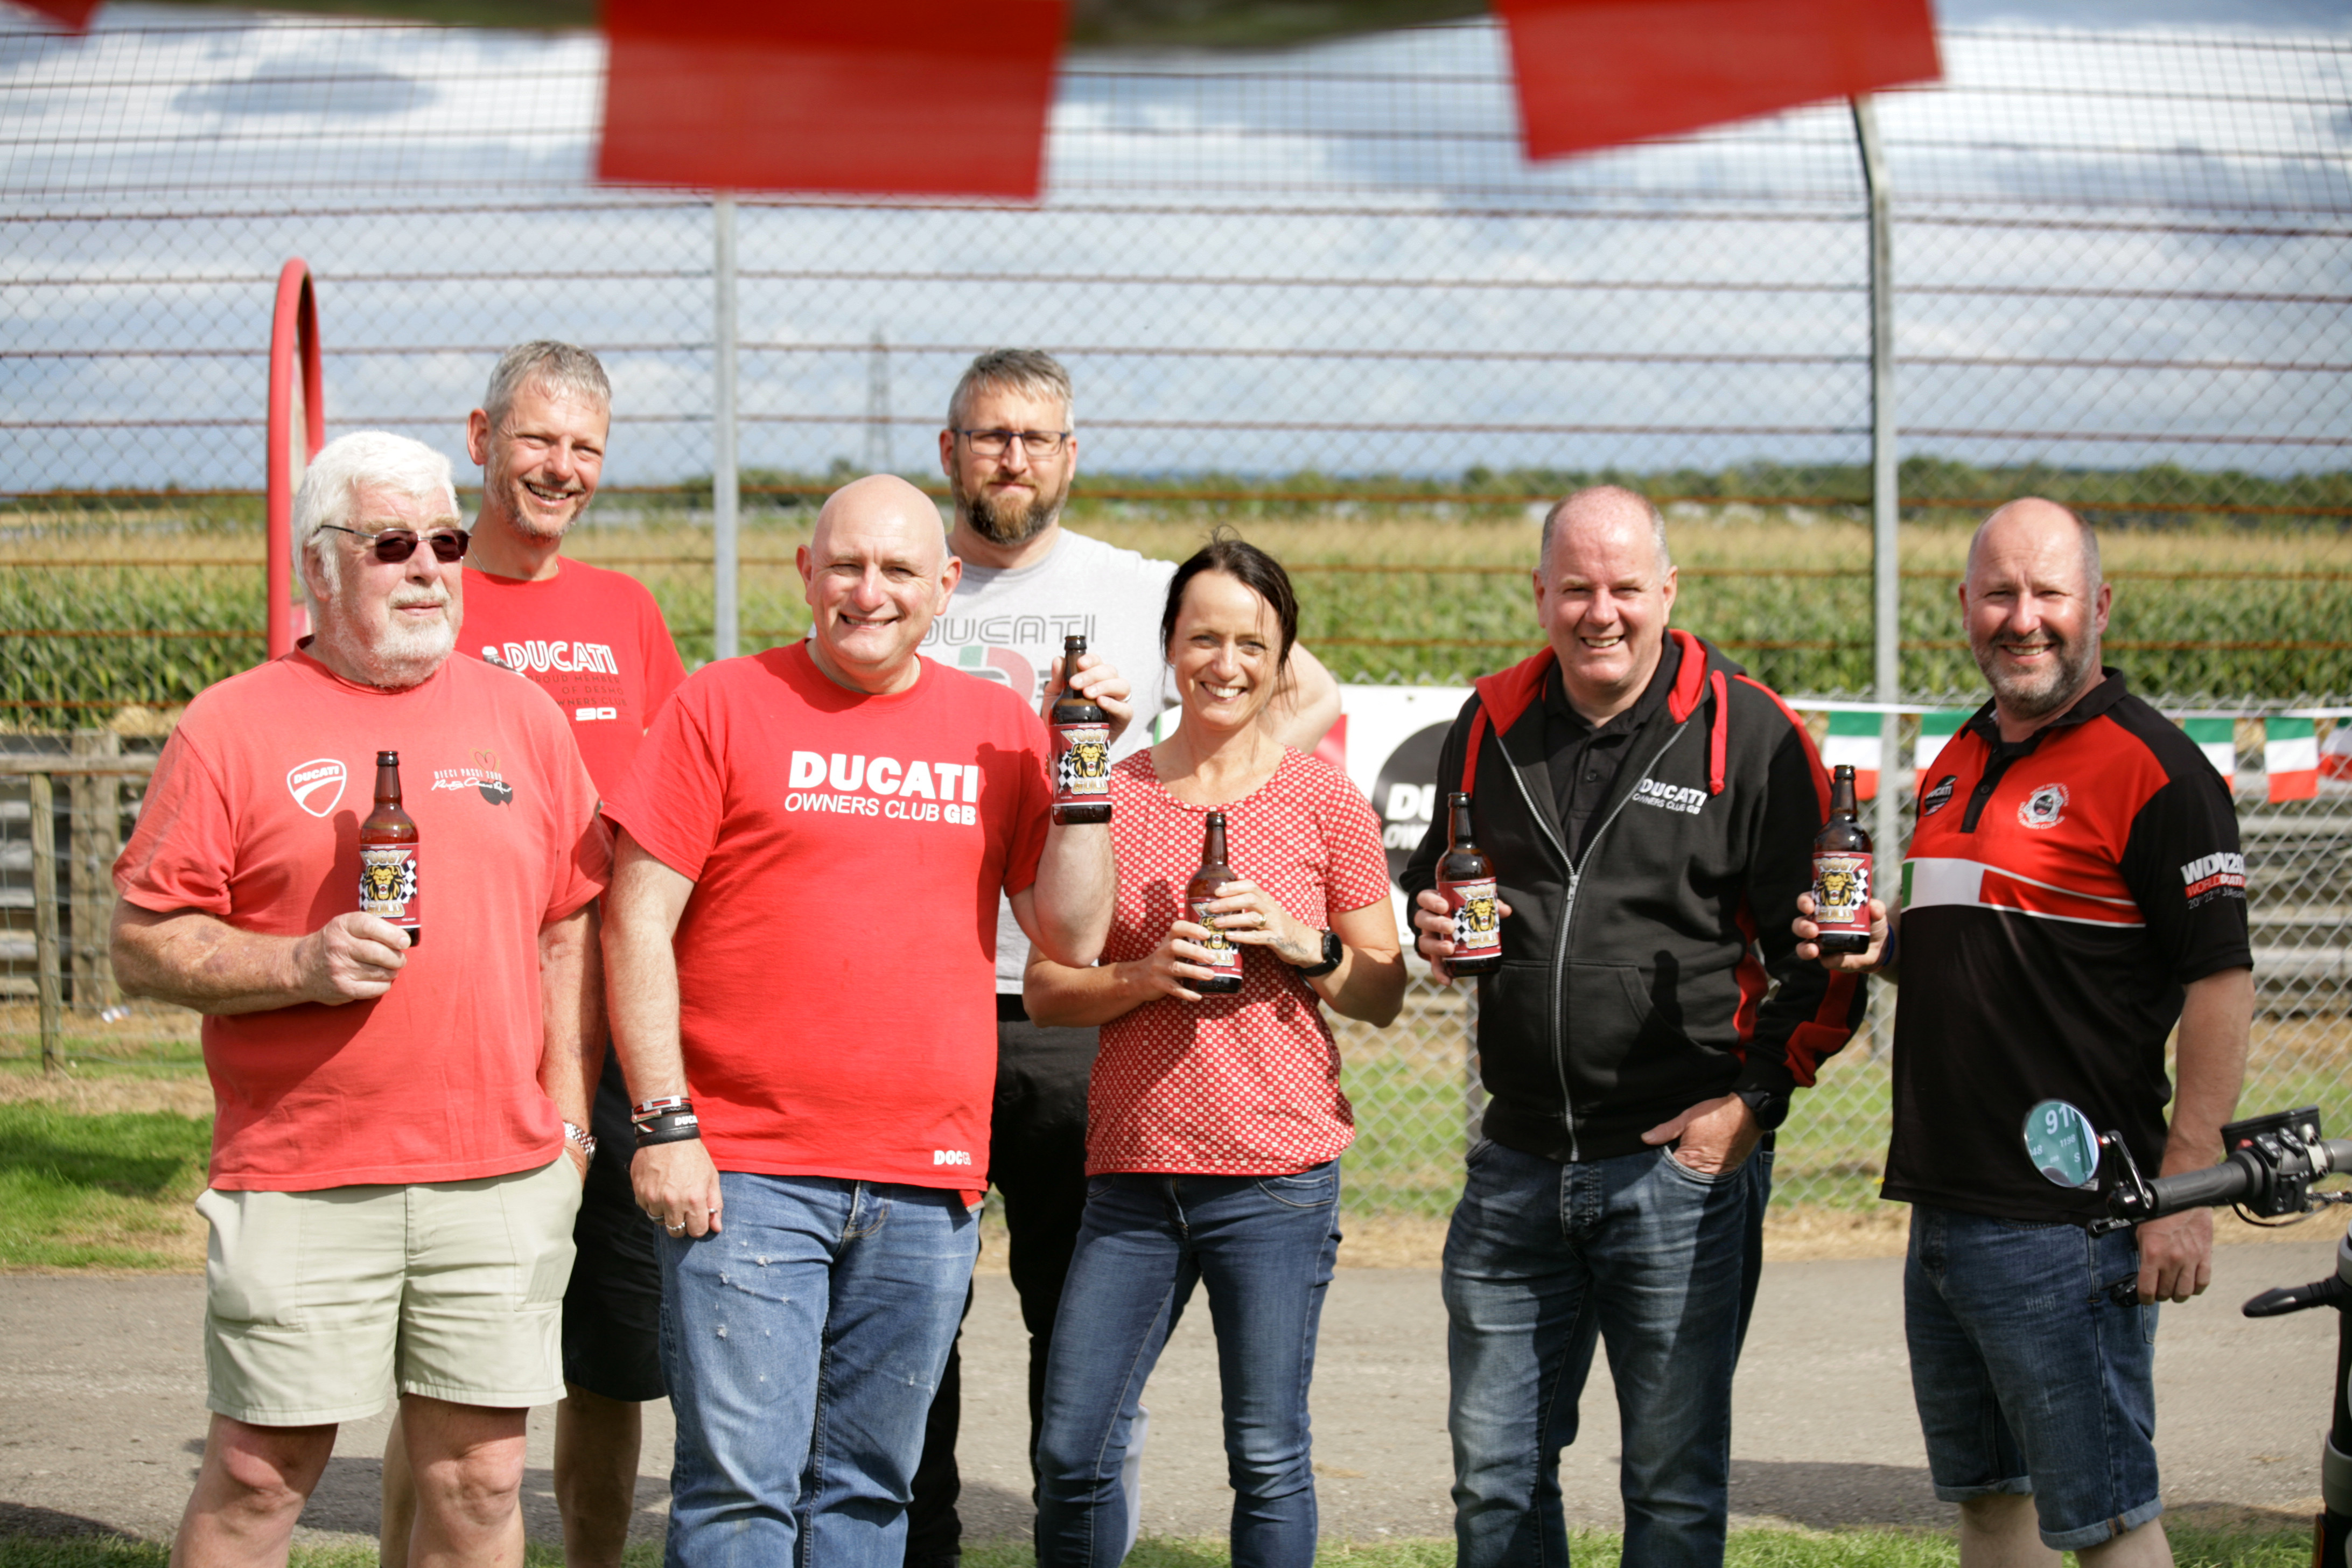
[1442,876,1503,955]
[1811,852,1871,934]
[1188,899,1244,979]
[359,845,421,929]
[1053,721,1113,802]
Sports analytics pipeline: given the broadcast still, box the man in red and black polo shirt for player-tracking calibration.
[1802,498,2251,1568]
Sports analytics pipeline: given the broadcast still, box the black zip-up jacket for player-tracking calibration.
[1401,631,1868,1163]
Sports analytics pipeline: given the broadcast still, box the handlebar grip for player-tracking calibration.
[2244,1273,2351,1318]
[2141,1156,2257,1215]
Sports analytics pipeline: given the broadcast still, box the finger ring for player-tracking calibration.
[667,1222,685,1233]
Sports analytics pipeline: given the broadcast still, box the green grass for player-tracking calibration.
[0,1527,2318,1568]
[0,1102,210,1269]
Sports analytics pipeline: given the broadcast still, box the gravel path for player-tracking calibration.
[2,1236,2340,1545]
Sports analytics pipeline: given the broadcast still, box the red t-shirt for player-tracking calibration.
[1088,749,1392,1177]
[604,645,1053,1191]
[114,648,611,1192]
[462,559,687,796]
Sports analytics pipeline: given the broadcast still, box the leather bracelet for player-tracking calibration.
[632,1094,692,1123]
[634,1110,702,1146]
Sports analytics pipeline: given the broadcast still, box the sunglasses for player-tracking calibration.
[320,524,472,564]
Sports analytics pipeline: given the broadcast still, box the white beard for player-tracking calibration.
[315,597,457,690]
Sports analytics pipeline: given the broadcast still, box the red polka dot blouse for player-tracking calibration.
[1086,747,1393,1177]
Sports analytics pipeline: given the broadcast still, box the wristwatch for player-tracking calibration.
[1296,928,1343,979]
[1734,1088,1789,1132]
[563,1119,598,1161]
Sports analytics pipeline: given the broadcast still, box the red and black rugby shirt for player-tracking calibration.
[1883,670,2250,1224]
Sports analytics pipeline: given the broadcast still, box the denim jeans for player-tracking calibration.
[1443,1139,1772,1568]
[1905,1203,2162,1551]
[657,1173,977,1568]
[1034,1162,1342,1568]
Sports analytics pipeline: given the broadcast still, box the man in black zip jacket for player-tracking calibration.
[1402,486,1868,1568]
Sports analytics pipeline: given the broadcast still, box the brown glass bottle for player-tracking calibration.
[1049,634,1113,826]
[1810,764,1873,955]
[1185,810,1244,995]
[358,749,422,945]
[1437,791,1502,976]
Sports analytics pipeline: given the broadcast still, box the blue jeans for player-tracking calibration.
[1905,1203,2163,1551]
[1034,1163,1342,1568]
[1443,1140,1772,1568]
[657,1173,977,1568]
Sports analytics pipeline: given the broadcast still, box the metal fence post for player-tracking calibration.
[1852,94,1903,903]
[28,770,61,1074]
[712,193,740,663]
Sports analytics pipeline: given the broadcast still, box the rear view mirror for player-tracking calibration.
[2024,1100,2102,1190]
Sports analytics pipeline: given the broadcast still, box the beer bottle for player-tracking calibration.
[1810,764,1873,956]
[358,750,422,946]
[1437,791,1502,977]
[1049,634,1113,827]
[1185,810,1244,996]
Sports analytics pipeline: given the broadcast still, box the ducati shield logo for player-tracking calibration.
[2019,783,2070,830]
[285,758,347,818]
[1919,775,1957,817]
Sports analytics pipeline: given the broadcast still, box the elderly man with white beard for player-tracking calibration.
[110,430,611,1568]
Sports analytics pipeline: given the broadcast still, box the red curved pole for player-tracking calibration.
[265,259,324,662]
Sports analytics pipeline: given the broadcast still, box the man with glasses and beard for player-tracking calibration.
[907,350,1339,1566]
[1798,498,2251,1568]
[110,431,609,1568]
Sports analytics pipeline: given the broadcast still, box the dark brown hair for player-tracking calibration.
[1161,529,1299,668]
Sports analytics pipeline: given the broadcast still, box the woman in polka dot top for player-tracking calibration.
[1024,534,1408,1568]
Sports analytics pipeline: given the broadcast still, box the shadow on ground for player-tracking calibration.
[0,1504,131,1540]
[1728,1460,1952,1530]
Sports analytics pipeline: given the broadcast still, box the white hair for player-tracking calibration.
[293,431,458,615]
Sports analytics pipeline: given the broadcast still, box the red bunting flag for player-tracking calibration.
[1493,0,1939,160]
[599,0,1068,199]
[12,0,102,30]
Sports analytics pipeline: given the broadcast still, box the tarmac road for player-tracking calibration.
[1,1236,2340,1546]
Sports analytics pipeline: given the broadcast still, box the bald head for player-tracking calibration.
[814,474,950,569]
[1961,496,2112,739]
[1540,485,1671,577]
[1968,497,2099,593]
[799,474,960,695]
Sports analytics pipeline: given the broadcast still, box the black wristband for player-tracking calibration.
[1296,928,1343,979]
[633,1110,702,1146]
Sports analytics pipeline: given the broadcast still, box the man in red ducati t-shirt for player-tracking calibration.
[110,431,608,1568]
[601,474,1115,1567]
[378,341,688,1568]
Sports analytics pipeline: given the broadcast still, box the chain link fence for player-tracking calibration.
[4,8,2349,1217]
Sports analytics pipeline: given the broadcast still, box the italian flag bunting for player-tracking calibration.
[1914,710,1971,776]
[1822,712,1882,800]
[2183,718,2235,791]
[2323,722,2352,781]
[2266,717,2319,802]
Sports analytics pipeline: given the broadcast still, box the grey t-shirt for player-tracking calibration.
[925,529,1180,992]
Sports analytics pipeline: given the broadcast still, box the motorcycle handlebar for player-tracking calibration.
[2130,1138,2352,1221]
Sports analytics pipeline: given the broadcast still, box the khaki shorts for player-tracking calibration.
[197,1156,581,1426]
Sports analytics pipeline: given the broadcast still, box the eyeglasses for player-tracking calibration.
[953,428,1070,457]
[320,525,471,564]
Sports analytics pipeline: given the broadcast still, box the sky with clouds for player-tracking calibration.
[2,0,2346,492]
